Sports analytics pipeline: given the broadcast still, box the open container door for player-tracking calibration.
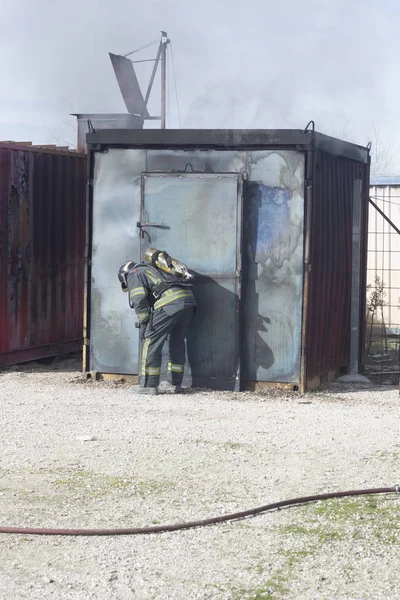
[140,173,243,390]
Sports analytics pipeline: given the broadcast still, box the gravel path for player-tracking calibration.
[0,355,399,599]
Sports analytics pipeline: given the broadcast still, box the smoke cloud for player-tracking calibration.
[1,0,398,172]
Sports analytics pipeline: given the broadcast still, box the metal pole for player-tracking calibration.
[144,40,163,106]
[350,180,362,375]
[161,31,168,129]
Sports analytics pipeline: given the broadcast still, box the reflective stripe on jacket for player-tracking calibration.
[127,265,196,321]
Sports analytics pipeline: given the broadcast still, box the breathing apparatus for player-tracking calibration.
[144,248,193,281]
[118,249,194,331]
[118,250,193,298]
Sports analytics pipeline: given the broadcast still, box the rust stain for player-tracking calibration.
[0,144,87,366]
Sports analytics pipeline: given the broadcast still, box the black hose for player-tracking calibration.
[0,486,398,536]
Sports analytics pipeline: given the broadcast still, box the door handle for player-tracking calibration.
[136,222,170,230]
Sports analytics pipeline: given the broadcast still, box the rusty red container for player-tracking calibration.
[0,143,87,366]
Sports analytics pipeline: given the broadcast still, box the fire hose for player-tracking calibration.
[0,485,399,536]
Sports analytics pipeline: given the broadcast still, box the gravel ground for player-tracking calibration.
[0,354,399,600]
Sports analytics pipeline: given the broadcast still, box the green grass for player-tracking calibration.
[224,442,244,450]
[2,467,176,503]
[221,495,400,599]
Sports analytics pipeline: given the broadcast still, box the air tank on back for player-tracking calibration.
[144,248,193,281]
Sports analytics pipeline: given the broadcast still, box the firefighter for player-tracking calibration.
[118,251,197,395]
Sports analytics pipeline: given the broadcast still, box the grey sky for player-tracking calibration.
[1,0,399,171]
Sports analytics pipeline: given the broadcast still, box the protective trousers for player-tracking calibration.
[140,307,194,388]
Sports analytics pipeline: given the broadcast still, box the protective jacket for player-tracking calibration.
[127,264,197,324]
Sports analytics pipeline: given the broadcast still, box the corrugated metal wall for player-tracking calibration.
[0,143,87,366]
[306,151,370,382]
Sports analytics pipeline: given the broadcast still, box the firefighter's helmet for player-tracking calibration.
[118,261,137,292]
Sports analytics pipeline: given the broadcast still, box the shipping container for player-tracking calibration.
[84,129,370,391]
[0,142,87,366]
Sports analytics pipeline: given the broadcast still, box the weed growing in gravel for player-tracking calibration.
[224,442,244,450]
[131,478,176,498]
[1,467,176,505]
[313,496,400,543]
[226,496,400,598]
[228,543,317,599]
[279,522,345,544]
[230,567,291,599]
[192,439,247,451]
[372,449,400,461]
[192,438,215,446]
[55,469,176,500]
[314,496,377,522]
[55,469,132,498]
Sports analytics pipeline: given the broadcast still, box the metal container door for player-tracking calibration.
[140,173,243,391]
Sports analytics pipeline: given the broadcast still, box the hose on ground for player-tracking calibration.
[0,485,398,536]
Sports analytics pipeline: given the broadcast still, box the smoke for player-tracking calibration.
[1,0,399,171]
